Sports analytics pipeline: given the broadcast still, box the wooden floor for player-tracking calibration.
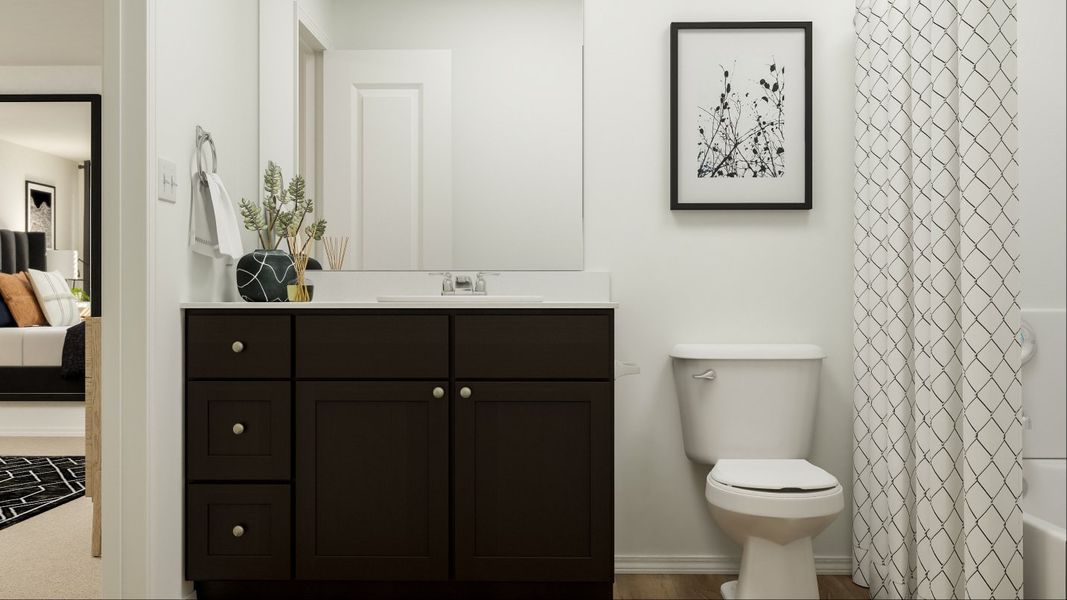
[613,574,868,599]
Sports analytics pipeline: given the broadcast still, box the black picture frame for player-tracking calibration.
[2,93,102,316]
[25,180,57,248]
[670,21,813,210]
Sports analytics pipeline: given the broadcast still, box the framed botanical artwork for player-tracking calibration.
[670,22,812,210]
[26,181,57,248]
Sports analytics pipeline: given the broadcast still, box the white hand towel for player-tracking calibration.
[189,167,245,261]
[189,167,219,258]
[205,173,245,260]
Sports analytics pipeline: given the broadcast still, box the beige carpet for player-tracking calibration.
[0,437,100,600]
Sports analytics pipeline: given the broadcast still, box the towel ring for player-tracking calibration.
[196,125,217,179]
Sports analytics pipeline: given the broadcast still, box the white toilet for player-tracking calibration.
[670,344,843,600]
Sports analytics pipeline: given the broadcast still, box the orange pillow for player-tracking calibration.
[0,272,48,327]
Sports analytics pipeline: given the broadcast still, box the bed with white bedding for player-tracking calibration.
[0,326,71,367]
[0,229,85,402]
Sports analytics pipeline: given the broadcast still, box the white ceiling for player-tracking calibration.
[0,102,92,162]
[0,0,104,66]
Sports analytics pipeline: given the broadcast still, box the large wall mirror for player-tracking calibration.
[0,95,101,316]
[267,0,583,271]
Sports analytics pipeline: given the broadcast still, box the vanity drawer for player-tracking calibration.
[187,381,291,481]
[455,314,613,380]
[186,484,291,581]
[295,315,448,379]
[186,315,291,379]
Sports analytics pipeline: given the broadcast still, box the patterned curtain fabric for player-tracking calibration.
[852,1,1023,599]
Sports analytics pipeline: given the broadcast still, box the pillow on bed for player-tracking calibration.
[27,269,82,327]
[0,272,48,327]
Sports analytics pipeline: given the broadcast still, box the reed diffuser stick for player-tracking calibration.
[287,234,312,301]
[324,236,349,270]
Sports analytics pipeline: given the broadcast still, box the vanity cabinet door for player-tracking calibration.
[453,381,613,582]
[295,381,449,580]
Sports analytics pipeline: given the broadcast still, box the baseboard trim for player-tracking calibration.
[0,427,86,437]
[614,555,852,575]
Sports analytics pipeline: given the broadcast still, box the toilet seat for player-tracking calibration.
[705,460,843,519]
[711,459,837,491]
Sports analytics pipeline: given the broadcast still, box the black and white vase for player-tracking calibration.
[236,249,296,302]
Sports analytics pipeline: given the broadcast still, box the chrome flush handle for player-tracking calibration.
[692,369,717,381]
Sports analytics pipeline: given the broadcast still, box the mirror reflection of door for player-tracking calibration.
[294,0,583,272]
[323,50,453,271]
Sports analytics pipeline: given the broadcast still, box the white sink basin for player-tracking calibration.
[377,295,543,303]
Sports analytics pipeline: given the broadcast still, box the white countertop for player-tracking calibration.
[180,301,617,310]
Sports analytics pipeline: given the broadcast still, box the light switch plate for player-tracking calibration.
[157,157,177,203]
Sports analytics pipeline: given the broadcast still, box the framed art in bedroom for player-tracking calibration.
[670,21,812,210]
[26,180,57,249]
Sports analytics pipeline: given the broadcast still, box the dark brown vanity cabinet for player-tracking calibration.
[454,381,613,581]
[295,380,450,580]
[184,309,614,598]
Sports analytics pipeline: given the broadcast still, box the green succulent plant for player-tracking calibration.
[238,161,326,251]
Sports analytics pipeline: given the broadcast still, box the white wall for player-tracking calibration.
[1019,0,1066,311]
[1018,0,1067,462]
[583,0,857,566]
[325,0,584,271]
[0,401,85,436]
[0,0,103,66]
[0,66,102,95]
[152,0,260,596]
[0,138,82,249]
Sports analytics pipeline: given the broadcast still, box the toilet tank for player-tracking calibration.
[670,344,825,464]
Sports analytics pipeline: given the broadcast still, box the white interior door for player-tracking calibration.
[323,50,452,270]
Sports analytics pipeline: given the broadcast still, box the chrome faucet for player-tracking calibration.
[430,272,454,295]
[454,274,474,294]
[431,271,500,295]
[475,272,500,294]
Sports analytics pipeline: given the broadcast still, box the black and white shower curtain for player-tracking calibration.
[852,0,1023,599]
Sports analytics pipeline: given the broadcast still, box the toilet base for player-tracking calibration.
[734,536,819,599]
[720,580,739,599]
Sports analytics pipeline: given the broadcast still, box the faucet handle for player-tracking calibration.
[429,272,454,294]
[474,272,500,294]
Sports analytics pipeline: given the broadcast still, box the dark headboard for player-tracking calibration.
[0,230,47,274]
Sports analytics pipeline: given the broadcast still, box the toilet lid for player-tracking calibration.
[710,459,838,491]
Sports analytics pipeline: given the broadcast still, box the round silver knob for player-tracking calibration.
[231,341,245,353]
[232,422,245,435]
[232,525,245,538]
[432,387,445,399]
[460,387,472,399]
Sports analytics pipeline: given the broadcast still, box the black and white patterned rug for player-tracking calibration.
[0,456,86,532]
